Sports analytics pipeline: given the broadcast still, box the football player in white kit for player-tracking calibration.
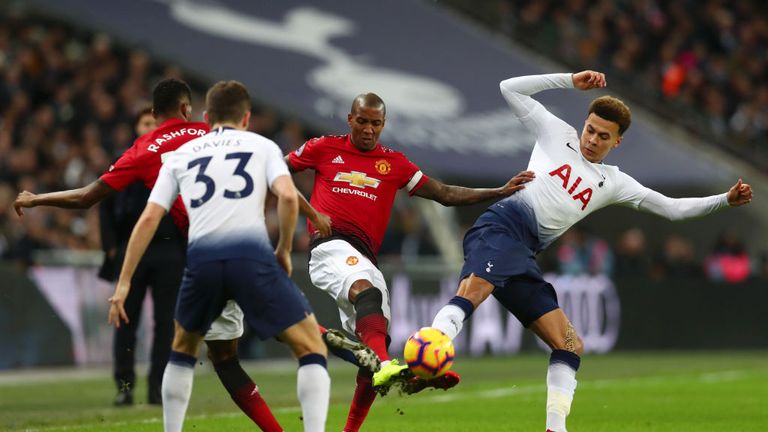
[428,70,753,432]
[109,81,330,432]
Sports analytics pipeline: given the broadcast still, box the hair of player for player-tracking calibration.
[152,78,192,117]
[205,80,252,125]
[588,96,631,135]
[133,105,153,128]
[351,93,386,116]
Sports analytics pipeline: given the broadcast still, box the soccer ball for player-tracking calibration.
[403,327,455,378]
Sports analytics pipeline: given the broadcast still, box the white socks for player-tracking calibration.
[546,362,578,432]
[297,363,330,432]
[431,304,466,340]
[162,361,195,432]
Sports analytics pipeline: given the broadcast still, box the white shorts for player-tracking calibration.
[204,300,244,341]
[309,239,390,335]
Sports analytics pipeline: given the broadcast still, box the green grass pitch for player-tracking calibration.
[1,352,766,431]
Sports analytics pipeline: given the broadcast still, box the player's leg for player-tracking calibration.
[431,222,521,340]
[205,301,283,432]
[431,274,495,339]
[163,261,227,432]
[112,264,149,406]
[492,263,576,432]
[163,322,204,432]
[228,259,329,432]
[308,240,388,430]
[401,275,494,397]
[278,315,330,432]
[146,252,182,405]
[529,309,583,432]
[348,280,390,362]
[319,325,380,373]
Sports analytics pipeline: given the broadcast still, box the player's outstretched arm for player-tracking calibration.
[637,179,752,221]
[414,170,535,206]
[108,202,166,328]
[14,179,115,216]
[499,72,577,139]
[271,175,299,276]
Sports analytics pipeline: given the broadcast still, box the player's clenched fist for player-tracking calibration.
[13,191,37,216]
[727,178,753,207]
[572,70,606,90]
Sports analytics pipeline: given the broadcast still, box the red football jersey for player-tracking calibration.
[288,134,429,257]
[100,118,209,234]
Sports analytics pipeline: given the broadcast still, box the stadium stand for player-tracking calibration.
[439,0,768,172]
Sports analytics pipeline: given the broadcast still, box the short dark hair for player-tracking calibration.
[205,80,251,125]
[133,105,153,128]
[351,93,386,116]
[152,78,191,116]
[588,96,631,135]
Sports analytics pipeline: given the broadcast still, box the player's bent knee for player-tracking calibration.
[171,331,203,357]
[352,286,384,318]
[347,279,375,303]
[205,339,238,364]
[281,316,328,359]
[457,274,495,308]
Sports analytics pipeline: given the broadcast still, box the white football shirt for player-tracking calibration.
[150,127,289,265]
[498,73,728,249]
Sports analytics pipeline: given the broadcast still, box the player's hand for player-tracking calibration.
[310,211,332,238]
[13,191,37,217]
[727,178,752,207]
[107,282,131,328]
[275,247,293,277]
[572,70,606,90]
[498,170,536,197]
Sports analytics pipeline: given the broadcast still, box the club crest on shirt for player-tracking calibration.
[374,159,391,175]
[346,256,359,266]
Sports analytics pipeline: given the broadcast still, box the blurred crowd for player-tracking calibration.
[443,0,768,171]
[0,12,434,266]
[2,10,765,283]
[541,226,768,283]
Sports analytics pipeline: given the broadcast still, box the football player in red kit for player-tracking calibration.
[286,92,535,432]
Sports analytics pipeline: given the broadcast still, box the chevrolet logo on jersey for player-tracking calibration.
[334,171,381,188]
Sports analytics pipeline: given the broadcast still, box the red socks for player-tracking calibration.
[233,383,283,432]
[213,357,282,432]
[343,370,377,432]
[355,314,390,361]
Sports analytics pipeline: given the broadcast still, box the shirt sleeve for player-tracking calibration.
[399,156,429,195]
[287,137,324,171]
[638,190,729,221]
[613,171,729,219]
[100,146,142,191]
[148,157,180,211]
[499,73,575,140]
[611,171,650,209]
[266,141,291,188]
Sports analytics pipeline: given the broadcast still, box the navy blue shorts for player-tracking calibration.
[460,217,559,327]
[176,258,312,340]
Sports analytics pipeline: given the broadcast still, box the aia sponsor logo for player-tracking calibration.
[549,164,593,210]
